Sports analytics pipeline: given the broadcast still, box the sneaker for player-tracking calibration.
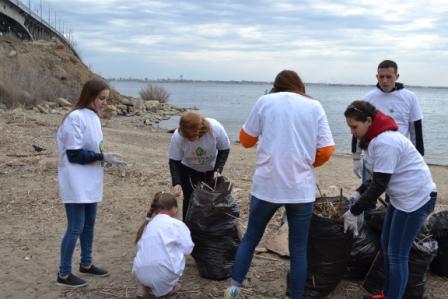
[56,273,87,288]
[224,286,240,298]
[79,264,110,277]
[362,291,386,299]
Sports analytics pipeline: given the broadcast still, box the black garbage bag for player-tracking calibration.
[430,237,448,276]
[363,236,438,299]
[303,196,354,298]
[427,210,448,239]
[345,223,381,280]
[424,210,448,277]
[364,207,387,233]
[185,176,240,280]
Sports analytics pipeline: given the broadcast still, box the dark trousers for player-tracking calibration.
[178,164,213,220]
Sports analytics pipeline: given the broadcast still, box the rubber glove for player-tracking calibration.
[172,184,183,197]
[103,152,127,170]
[349,191,361,206]
[343,210,363,237]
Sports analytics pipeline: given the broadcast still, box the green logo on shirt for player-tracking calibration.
[195,147,205,156]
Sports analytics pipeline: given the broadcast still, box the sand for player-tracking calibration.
[1,108,447,299]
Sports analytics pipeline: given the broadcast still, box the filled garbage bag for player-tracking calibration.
[430,237,448,277]
[364,207,387,233]
[345,223,381,280]
[363,237,438,299]
[185,176,240,280]
[303,196,353,298]
[426,210,448,239]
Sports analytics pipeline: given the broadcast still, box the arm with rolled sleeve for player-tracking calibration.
[313,104,335,167]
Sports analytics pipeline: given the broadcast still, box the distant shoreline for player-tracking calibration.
[108,79,448,89]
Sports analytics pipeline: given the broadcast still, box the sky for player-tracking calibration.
[26,0,448,86]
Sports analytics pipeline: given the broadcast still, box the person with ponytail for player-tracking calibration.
[132,192,194,298]
[343,100,437,299]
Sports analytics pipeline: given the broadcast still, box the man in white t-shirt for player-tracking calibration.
[352,60,424,180]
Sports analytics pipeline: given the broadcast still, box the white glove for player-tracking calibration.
[213,171,221,180]
[103,152,127,167]
[350,191,361,206]
[343,210,363,237]
[352,159,363,178]
[172,184,183,197]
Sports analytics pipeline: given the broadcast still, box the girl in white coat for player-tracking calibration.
[132,192,194,298]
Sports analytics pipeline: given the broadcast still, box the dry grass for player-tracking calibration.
[139,84,170,103]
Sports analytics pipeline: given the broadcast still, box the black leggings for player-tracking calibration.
[178,164,213,221]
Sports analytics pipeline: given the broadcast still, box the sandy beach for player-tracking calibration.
[1,108,447,299]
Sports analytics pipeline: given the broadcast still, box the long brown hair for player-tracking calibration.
[135,192,178,244]
[60,78,109,124]
[271,69,309,97]
[179,111,211,139]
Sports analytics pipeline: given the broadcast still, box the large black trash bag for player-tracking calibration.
[363,237,438,299]
[345,223,381,280]
[425,210,448,277]
[364,207,387,233]
[426,210,448,239]
[185,176,240,280]
[430,237,448,276]
[303,196,354,298]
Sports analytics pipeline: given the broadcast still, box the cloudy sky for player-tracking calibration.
[30,0,448,86]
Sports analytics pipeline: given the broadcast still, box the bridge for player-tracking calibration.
[0,0,79,58]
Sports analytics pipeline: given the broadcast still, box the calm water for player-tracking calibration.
[111,81,448,166]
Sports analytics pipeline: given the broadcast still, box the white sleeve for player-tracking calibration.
[62,112,84,150]
[214,122,230,150]
[168,130,184,161]
[408,92,423,122]
[316,103,335,148]
[369,138,399,174]
[242,98,262,137]
[177,222,194,255]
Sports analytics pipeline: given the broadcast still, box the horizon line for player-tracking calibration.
[107,78,448,89]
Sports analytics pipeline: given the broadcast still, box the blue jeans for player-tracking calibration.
[231,196,314,299]
[381,195,436,299]
[59,203,97,276]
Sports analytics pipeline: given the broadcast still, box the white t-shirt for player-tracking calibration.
[132,214,194,297]
[243,92,335,203]
[363,88,423,138]
[364,131,436,212]
[168,118,230,172]
[57,108,104,203]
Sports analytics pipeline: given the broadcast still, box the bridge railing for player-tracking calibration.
[8,0,76,52]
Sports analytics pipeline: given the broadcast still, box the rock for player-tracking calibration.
[54,97,72,107]
[17,90,33,106]
[36,104,48,114]
[8,50,17,57]
[120,97,135,106]
[134,99,145,111]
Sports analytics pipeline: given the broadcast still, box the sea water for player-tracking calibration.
[111,80,448,166]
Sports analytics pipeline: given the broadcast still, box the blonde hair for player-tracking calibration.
[179,112,211,139]
[135,192,178,244]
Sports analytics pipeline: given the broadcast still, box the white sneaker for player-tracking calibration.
[224,286,240,298]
